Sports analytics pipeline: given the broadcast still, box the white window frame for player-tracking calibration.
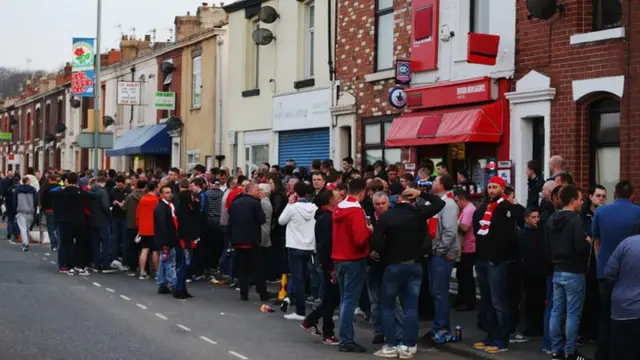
[246,19,260,90]
[304,1,315,78]
[470,0,490,34]
[375,0,394,71]
[192,56,202,108]
[244,144,269,176]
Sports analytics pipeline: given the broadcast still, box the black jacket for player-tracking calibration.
[53,186,94,224]
[315,210,334,271]
[526,176,544,208]
[154,200,178,249]
[372,192,446,265]
[228,193,266,246]
[88,185,111,227]
[518,225,544,275]
[40,183,62,211]
[539,199,556,275]
[475,199,519,265]
[109,186,130,218]
[176,190,200,243]
[546,210,590,274]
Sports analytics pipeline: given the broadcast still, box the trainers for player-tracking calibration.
[354,307,366,317]
[110,260,125,271]
[473,339,492,350]
[542,348,552,355]
[301,322,321,336]
[78,269,90,276]
[67,268,76,276]
[373,345,398,358]
[323,336,339,346]
[126,271,137,277]
[432,330,453,344]
[509,332,530,343]
[280,297,290,313]
[551,351,565,360]
[398,345,415,359]
[139,272,149,280]
[338,343,366,353]
[51,247,58,252]
[484,340,508,353]
[102,269,117,274]
[284,312,305,321]
[58,267,69,274]
[566,351,591,360]
[21,244,29,252]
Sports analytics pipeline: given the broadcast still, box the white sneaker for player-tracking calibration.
[398,345,416,359]
[284,313,305,321]
[354,307,366,317]
[110,260,125,271]
[78,269,90,276]
[373,345,398,358]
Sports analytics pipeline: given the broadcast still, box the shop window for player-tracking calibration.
[192,56,202,108]
[375,0,394,71]
[245,144,269,175]
[304,1,315,78]
[590,97,620,199]
[363,116,399,167]
[592,0,622,31]
[245,19,260,90]
[470,0,490,34]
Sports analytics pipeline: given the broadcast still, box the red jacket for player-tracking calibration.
[331,196,372,262]
[136,193,159,236]
[225,187,243,209]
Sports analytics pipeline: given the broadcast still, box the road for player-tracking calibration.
[0,238,467,360]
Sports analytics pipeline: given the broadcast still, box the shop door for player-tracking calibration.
[278,128,330,169]
[532,117,545,167]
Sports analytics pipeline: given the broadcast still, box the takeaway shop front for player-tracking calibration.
[386,76,512,196]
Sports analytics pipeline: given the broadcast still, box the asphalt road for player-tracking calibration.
[0,238,468,360]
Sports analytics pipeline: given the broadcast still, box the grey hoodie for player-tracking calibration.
[278,200,317,251]
[433,194,460,260]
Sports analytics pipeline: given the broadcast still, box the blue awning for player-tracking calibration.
[105,124,171,156]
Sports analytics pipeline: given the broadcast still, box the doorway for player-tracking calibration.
[531,117,545,167]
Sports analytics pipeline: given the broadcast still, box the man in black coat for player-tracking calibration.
[175,179,199,300]
[228,182,271,301]
[89,176,114,272]
[154,185,179,295]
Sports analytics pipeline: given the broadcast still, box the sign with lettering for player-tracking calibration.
[154,91,176,110]
[406,77,495,110]
[395,60,412,85]
[272,88,331,131]
[118,82,141,105]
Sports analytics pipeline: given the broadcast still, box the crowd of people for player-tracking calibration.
[0,154,638,360]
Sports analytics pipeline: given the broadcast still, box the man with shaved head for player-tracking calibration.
[547,156,567,182]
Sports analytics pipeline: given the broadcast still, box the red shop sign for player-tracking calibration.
[405,76,496,110]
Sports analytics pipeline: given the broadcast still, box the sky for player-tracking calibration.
[3,0,234,71]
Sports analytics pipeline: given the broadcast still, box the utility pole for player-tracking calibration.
[94,0,102,174]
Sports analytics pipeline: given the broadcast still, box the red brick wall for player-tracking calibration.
[157,49,183,122]
[335,0,412,168]
[515,0,640,189]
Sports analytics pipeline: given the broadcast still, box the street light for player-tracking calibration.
[93,0,102,174]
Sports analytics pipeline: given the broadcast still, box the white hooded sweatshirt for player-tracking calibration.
[278,200,318,251]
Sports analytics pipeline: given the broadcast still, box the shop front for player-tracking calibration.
[386,77,511,197]
[273,88,331,169]
[105,124,171,171]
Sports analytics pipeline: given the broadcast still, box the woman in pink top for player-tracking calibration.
[454,190,477,311]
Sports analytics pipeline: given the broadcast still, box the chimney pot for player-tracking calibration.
[187,11,190,15]
[202,2,208,6]
[144,34,151,41]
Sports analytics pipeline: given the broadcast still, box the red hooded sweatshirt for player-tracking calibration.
[331,195,372,262]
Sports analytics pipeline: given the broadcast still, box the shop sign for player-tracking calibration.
[406,77,495,110]
[388,88,407,109]
[272,88,331,131]
[118,82,141,105]
[154,91,176,110]
[395,60,412,85]
[0,132,12,141]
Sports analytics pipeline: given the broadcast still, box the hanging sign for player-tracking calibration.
[395,60,412,85]
[388,87,407,109]
[71,38,96,71]
[118,82,142,105]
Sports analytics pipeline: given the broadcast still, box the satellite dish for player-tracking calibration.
[601,0,622,27]
[103,115,115,128]
[259,6,279,24]
[161,61,174,74]
[252,28,276,46]
[69,98,81,109]
[166,116,183,131]
[526,0,557,20]
[55,123,67,133]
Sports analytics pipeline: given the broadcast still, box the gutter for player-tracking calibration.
[215,37,224,166]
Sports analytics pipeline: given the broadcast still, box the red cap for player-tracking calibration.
[488,176,506,188]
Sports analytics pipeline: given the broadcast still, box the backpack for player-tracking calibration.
[205,188,224,228]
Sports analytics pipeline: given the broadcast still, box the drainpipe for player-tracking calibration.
[215,38,224,167]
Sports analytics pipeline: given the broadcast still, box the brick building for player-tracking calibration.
[508,0,636,201]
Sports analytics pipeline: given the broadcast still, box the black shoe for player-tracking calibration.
[566,351,591,360]
[372,334,385,344]
[420,331,435,343]
[173,291,188,300]
[240,294,249,301]
[158,286,171,294]
[280,297,290,313]
[338,343,366,353]
[551,351,565,360]
[185,292,194,299]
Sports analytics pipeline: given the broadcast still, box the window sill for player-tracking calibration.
[242,89,260,98]
[190,106,201,111]
[570,27,625,45]
[294,78,315,89]
[364,69,395,83]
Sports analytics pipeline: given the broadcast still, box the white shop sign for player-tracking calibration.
[272,88,331,131]
[117,82,141,105]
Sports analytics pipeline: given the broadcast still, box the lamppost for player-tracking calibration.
[93,0,102,174]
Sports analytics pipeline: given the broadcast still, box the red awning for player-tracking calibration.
[385,100,504,147]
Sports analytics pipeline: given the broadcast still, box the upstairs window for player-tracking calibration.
[593,0,622,31]
[192,56,202,108]
[245,19,260,90]
[470,0,490,34]
[375,0,394,71]
[304,1,315,78]
[590,97,620,198]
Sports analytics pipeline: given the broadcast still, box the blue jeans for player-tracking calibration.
[111,217,126,260]
[429,256,455,331]
[157,248,177,288]
[382,263,421,347]
[6,214,17,239]
[176,248,191,292]
[550,272,586,355]
[44,212,59,249]
[476,260,511,347]
[91,226,112,269]
[336,259,366,345]
[367,266,404,340]
[543,276,554,350]
[310,257,324,299]
[288,248,313,316]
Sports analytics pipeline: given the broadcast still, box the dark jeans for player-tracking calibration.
[456,252,476,309]
[611,318,640,360]
[111,217,126,261]
[288,248,313,316]
[522,270,546,335]
[176,248,191,292]
[383,263,422,347]
[91,225,112,270]
[44,212,59,249]
[234,246,267,298]
[6,214,17,239]
[58,222,89,269]
[580,250,600,341]
[268,228,286,280]
[543,275,553,350]
[304,268,340,338]
[476,260,511,347]
[596,280,613,360]
[208,226,224,270]
[508,261,522,333]
[336,259,366,345]
[429,255,455,331]
[124,228,138,271]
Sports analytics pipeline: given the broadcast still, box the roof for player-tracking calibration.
[223,0,267,13]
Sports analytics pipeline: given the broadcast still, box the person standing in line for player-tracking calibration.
[175,179,198,299]
[189,177,208,281]
[109,175,130,265]
[603,223,640,360]
[14,177,37,252]
[122,180,146,277]
[53,172,93,275]
[204,179,224,278]
[154,185,178,295]
[547,156,567,182]
[331,178,372,353]
[257,184,273,278]
[216,177,238,283]
[517,207,545,337]
[24,167,40,194]
[592,180,640,360]
[526,160,544,208]
[40,174,62,252]
[88,176,116,273]
[453,189,477,312]
[136,182,159,280]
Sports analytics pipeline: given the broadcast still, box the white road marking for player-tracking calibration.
[120,295,131,301]
[229,351,249,360]
[220,312,225,315]
[136,303,148,310]
[155,313,168,320]
[42,257,47,260]
[93,282,101,287]
[50,261,56,264]
[105,288,115,293]
[177,324,191,332]
[199,336,217,345]
[44,253,50,256]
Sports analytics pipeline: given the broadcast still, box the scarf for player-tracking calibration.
[477,194,507,236]
[162,199,179,231]
[428,192,453,239]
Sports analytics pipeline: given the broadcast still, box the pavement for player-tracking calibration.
[0,238,467,360]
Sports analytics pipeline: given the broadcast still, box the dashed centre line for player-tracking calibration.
[105,288,115,293]
[177,324,191,332]
[199,336,217,345]
[93,282,101,287]
[136,303,148,310]
[229,351,249,360]
[155,313,168,320]
[50,261,56,264]
[120,295,131,301]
